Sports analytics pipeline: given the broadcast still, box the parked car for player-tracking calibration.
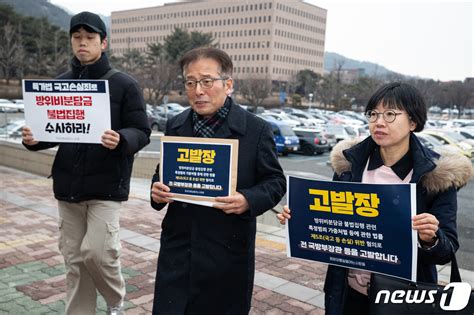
[293,128,330,155]
[261,112,301,128]
[456,129,474,140]
[0,99,18,113]
[338,110,366,123]
[422,130,473,158]
[357,125,370,138]
[417,133,465,157]
[330,113,364,126]
[244,105,265,114]
[10,99,24,112]
[289,112,326,129]
[147,109,167,131]
[322,131,337,149]
[153,103,186,118]
[0,120,24,138]
[265,120,299,156]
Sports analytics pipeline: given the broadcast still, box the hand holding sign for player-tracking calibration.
[277,205,292,225]
[412,213,439,245]
[214,192,249,214]
[21,126,39,146]
[151,182,175,204]
[101,129,120,150]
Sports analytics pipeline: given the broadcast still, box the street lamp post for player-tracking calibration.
[308,93,314,110]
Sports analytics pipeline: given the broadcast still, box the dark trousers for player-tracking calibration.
[343,287,370,315]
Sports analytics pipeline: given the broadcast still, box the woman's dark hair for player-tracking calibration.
[365,82,427,132]
[179,47,233,78]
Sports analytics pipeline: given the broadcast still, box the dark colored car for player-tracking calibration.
[293,128,330,155]
[147,109,167,131]
[263,120,299,156]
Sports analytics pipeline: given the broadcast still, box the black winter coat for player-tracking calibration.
[324,134,472,315]
[150,99,286,315]
[24,54,151,202]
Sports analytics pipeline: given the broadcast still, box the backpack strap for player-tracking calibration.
[100,68,121,80]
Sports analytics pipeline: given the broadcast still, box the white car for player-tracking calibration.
[0,120,25,138]
[0,99,18,113]
[261,112,301,128]
[324,124,358,142]
[289,112,326,129]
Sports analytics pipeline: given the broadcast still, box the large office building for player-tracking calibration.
[110,0,327,83]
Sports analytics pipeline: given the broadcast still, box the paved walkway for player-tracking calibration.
[0,166,327,314]
[1,165,473,314]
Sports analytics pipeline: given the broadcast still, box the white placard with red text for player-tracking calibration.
[22,79,111,143]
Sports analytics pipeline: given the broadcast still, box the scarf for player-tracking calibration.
[192,97,231,138]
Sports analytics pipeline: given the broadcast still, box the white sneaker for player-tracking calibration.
[106,302,124,315]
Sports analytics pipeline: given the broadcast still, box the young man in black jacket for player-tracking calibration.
[22,11,150,315]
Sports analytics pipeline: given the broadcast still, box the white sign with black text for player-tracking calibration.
[22,79,111,143]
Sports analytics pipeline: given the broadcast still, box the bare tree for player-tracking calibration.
[237,76,272,107]
[33,20,49,76]
[0,22,20,84]
[143,42,179,105]
[315,76,337,108]
[331,59,345,109]
[445,81,473,118]
[48,29,70,76]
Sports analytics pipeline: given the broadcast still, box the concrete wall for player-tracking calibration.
[0,139,281,226]
[0,139,160,179]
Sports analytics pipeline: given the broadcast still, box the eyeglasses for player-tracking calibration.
[365,110,406,123]
[183,77,229,90]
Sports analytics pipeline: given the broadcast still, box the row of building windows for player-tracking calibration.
[275,29,324,46]
[214,28,272,38]
[110,46,321,72]
[111,37,324,57]
[112,15,272,34]
[112,47,149,54]
[274,68,296,76]
[112,3,274,24]
[111,35,272,50]
[274,41,323,57]
[276,16,324,34]
[233,66,269,75]
[229,54,270,62]
[276,2,326,24]
[218,41,271,50]
[273,55,320,68]
[234,66,323,76]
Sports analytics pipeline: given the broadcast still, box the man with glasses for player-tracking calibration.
[150,47,286,314]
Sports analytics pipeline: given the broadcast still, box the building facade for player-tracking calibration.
[110,0,327,82]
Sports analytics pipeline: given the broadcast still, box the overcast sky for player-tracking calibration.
[49,0,473,82]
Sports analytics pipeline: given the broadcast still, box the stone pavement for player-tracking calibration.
[2,165,473,315]
[0,165,327,314]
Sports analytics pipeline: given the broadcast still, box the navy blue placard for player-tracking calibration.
[162,141,232,198]
[24,80,106,93]
[288,176,416,281]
